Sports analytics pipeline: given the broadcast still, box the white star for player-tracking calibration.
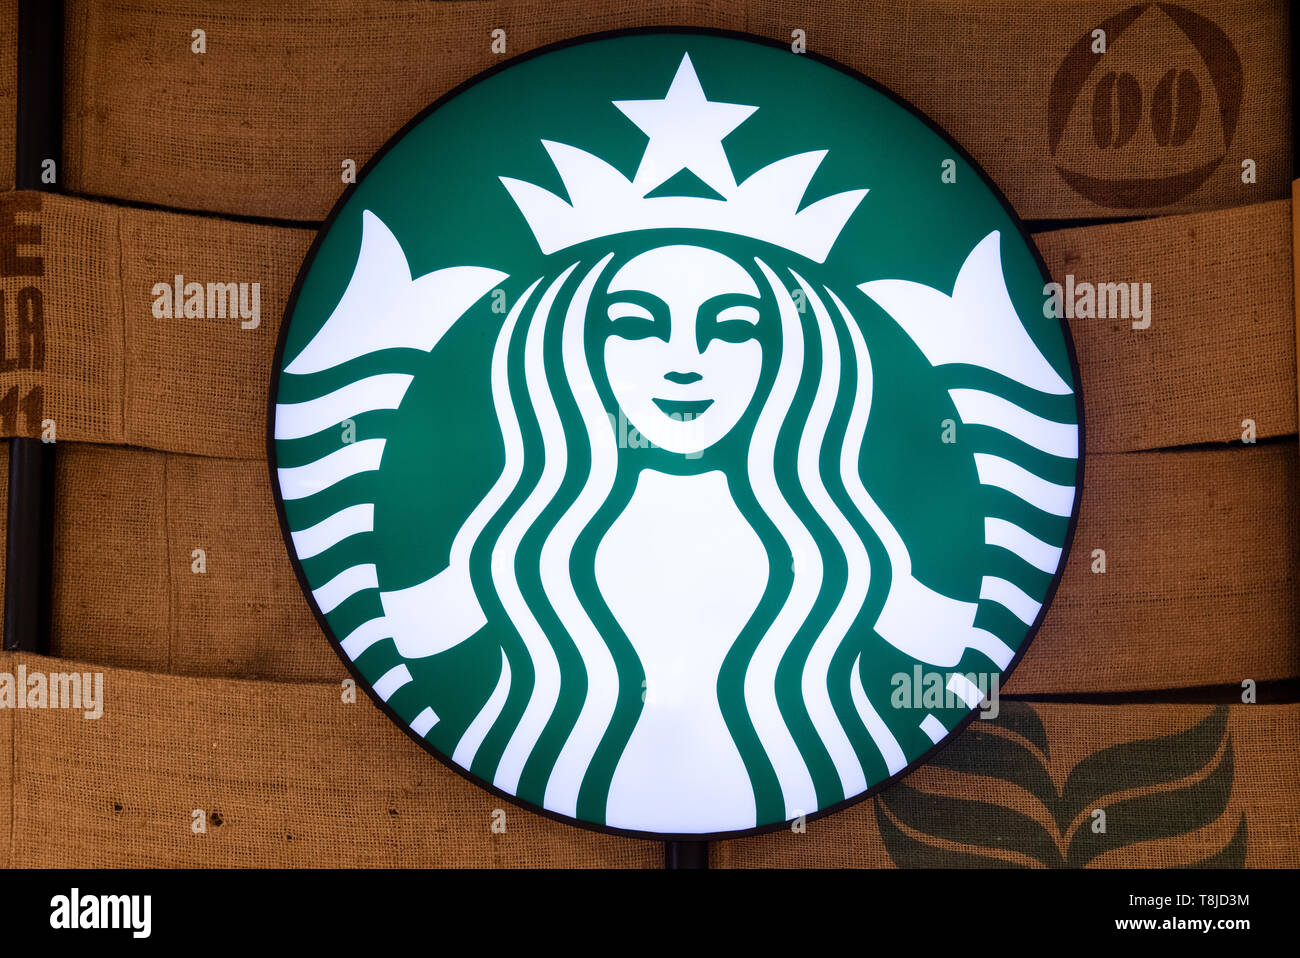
[613,53,757,197]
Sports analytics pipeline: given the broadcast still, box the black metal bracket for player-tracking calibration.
[664,840,709,869]
[3,0,63,654]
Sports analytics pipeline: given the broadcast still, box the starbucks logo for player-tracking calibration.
[270,30,1083,838]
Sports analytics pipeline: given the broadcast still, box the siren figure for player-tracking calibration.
[275,52,1076,834]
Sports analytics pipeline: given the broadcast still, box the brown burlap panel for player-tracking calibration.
[0,191,312,456]
[45,441,1300,691]
[1,0,1294,870]
[1,190,1293,455]
[51,445,325,679]
[0,652,1292,867]
[63,0,743,222]
[0,0,14,193]
[714,702,1300,867]
[61,0,1291,222]
[1003,444,1299,693]
[0,692,8,868]
[1295,180,1300,420]
[747,0,1292,219]
[1037,198,1297,450]
[0,652,660,867]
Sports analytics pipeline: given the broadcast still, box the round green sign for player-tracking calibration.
[270,28,1084,839]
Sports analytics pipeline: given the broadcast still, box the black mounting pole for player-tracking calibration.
[1292,0,1299,173]
[3,0,62,654]
[664,840,709,869]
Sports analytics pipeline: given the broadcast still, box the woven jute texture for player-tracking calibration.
[713,701,1300,867]
[1,190,1294,456]
[1034,199,1297,451]
[0,191,313,456]
[42,442,1300,693]
[0,0,1296,870]
[0,652,660,867]
[60,0,1292,221]
[0,651,1293,867]
[1294,179,1300,426]
[0,0,14,193]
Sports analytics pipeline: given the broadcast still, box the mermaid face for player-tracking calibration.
[602,245,764,455]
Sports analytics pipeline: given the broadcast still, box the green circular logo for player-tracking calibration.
[270,29,1083,838]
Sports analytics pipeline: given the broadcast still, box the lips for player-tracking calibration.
[652,397,714,418]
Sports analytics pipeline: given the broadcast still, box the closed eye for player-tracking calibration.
[716,304,760,325]
[702,299,763,346]
[607,302,655,323]
[607,300,663,341]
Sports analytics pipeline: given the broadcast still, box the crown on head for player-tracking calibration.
[500,54,868,264]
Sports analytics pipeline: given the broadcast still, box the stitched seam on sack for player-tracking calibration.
[163,455,173,673]
[80,2,90,200]
[109,205,125,445]
[7,701,15,866]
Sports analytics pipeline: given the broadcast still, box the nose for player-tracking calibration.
[664,371,702,385]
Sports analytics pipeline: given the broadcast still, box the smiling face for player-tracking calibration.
[601,245,764,455]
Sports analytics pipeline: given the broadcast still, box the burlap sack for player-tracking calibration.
[0,0,14,194]
[0,652,661,867]
[747,0,1291,219]
[1,191,1293,456]
[0,191,313,455]
[1,651,1294,867]
[0,0,1295,870]
[60,0,1291,221]
[1035,199,1296,451]
[42,442,1300,693]
[1295,180,1300,421]
[715,701,1300,867]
